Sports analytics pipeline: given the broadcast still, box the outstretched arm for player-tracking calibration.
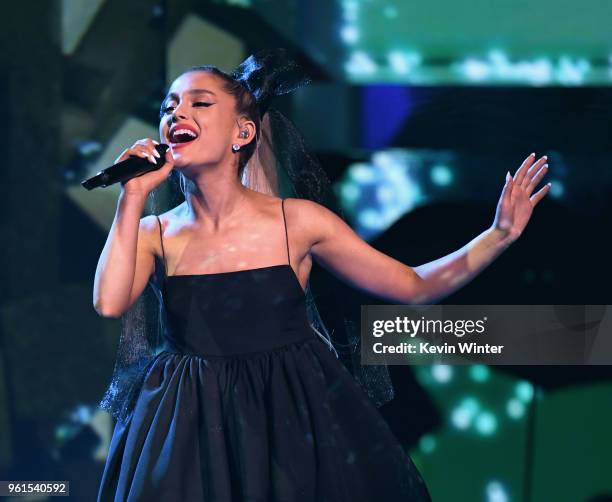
[305,153,550,305]
[413,153,550,303]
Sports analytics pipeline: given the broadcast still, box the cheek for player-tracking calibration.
[201,124,231,147]
[209,128,228,144]
[206,112,234,138]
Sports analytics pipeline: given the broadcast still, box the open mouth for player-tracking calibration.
[169,128,199,145]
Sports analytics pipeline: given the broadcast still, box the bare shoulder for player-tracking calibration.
[136,214,163,257]
[138,214,162,239]
[142,203,188,247]
[139,214,161,231]
[251,191,285,216]
[151,203,189,232]
[282,197,340,244]
[282,197,323,217]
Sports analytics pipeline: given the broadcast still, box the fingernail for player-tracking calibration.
[542,155,547,160]
[149,155,156,163]
[153,140,160,145]
[530,152,535,157]
[153,150,161,158]
[506,171,510,181]
[543,163,548,169]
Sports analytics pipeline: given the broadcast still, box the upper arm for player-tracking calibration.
[297,199,423,303]
[125,215,160,311]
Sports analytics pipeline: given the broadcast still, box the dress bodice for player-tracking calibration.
[160,264,314,356]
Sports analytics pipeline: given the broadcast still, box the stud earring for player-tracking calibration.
[240,130,248,138]
[232,143,241,152]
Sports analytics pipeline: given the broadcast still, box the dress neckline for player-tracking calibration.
[164,263,306,296]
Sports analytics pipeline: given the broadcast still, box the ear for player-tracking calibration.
[235,118,257,148]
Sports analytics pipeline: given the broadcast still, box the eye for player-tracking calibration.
[160,102,212,116]
[159,104,175,117]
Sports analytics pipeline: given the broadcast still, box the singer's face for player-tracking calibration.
[158,71,239,170]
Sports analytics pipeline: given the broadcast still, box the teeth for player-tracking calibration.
[171,128,197,141]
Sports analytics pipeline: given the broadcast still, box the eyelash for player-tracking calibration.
[161,102,213,114]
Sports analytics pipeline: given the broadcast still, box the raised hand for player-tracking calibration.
[117,138,175,197]
[492,152,551,242]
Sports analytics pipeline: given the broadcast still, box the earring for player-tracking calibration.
[240,130,248,138]
[232,143,241,152]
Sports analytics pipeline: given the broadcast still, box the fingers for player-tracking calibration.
[526,163,549,195]
[522,155,547,188]
[494,172,514,231]
[501,171,514,205]
[135,138,161,152]
[133,147,158,164]
[513,153,536,186]
[132,138,162,164]
[502,171,516,198]
[530,183,551,206]
[161,148,175,172]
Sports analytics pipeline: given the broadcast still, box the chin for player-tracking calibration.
[172,158,214,177]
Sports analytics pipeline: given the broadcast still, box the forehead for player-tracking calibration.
[165,71,224,100]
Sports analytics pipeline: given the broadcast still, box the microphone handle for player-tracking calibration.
[81,144,169,190]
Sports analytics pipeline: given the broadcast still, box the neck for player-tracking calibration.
[181,161,250,229]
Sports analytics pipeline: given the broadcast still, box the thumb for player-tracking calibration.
[161,147,175,171]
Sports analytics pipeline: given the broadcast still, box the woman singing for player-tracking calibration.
[94,50,550,501]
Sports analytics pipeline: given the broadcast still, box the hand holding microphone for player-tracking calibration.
[81,138,174,195]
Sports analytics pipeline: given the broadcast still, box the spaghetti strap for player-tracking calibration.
[155,215,167,275]
[281,198,290,266]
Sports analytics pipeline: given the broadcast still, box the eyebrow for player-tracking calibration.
[162,88,217,103]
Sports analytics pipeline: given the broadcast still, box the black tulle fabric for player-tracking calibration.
[98,49,394,425]
[229,48,313,117]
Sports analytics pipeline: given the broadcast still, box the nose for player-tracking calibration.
[171,99,190,120]
[171,110,187,122]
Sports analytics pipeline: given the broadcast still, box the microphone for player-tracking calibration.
[81,143,170,190]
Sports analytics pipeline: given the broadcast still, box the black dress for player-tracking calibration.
[97,199,431,501]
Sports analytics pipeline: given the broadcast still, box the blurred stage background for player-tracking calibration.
[1,0,611,500]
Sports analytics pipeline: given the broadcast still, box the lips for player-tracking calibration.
[169,141,191,150]
[168,123,199,145]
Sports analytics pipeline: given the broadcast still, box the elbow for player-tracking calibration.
[403,272,431,305]
[93,300,123,319]
[401,267,425,305]
[93,284,129,318]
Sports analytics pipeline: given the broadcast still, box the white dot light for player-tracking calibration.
[430,164,453,186]
[451,407,472,430]
[450,397,480,430]
[345,51,378,75]
[349,163,377,183]
[340,25,360,44]
[548,179,564,198]
[515,381,534,402]
[462,58,491,81]
[358,208,383,229]
[340,182,361,202]
[506,398,526,419]
[486,480,509,502]
[475,411,497,435]
[431,364,453,383]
